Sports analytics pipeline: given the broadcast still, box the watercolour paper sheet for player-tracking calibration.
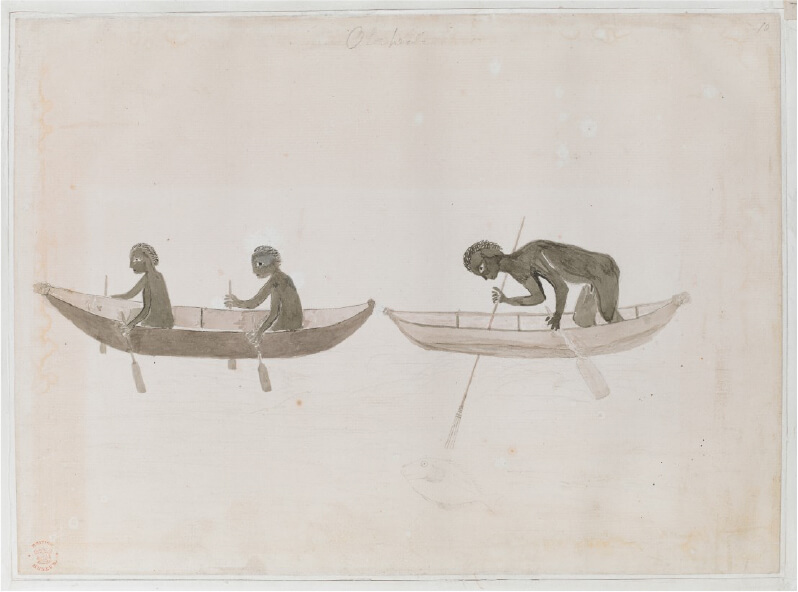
[5,4,792,583]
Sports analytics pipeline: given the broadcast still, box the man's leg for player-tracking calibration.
[573,284,598,328]
[594,270,622,323]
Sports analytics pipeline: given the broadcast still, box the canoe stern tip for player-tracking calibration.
[33,282,52,296]
[672,292,691,307]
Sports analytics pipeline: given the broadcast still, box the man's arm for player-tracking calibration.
[111,277,145,300]
[538,250,568,329]
[255,290,282,337]
[547,277,569,330]
[494,273,547,306]
[235,279,273,309]
[126,284,151,327]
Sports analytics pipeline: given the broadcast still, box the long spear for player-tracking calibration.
[444,217,526,449]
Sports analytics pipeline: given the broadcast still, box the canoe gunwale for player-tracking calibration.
[384,296,679,334]
[385,293,689,359]
[45,286,373,333]
[42,286,375,359]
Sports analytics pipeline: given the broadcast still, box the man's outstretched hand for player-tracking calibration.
[225,293,242,308]
[491,287,507,304]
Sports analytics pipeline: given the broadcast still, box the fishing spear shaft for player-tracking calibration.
[445,216,526,449]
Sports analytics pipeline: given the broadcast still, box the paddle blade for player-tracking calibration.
[576,357,610,400]
[131,360,147,393]
[228,359,237,370]
[258,361,272,392]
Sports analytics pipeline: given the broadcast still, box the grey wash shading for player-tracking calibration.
[464,239,624,331]
[224,245,306,391]
[385,223,690,448]
[99,275,108,354]
[386,295,689,359]
[388,293,690,447]
[32,243,374,392]
[225,246,304,338]
[401,457,492,512]
[117,310,147,393]
[111,243,175,330]
[387,232,690,359]
[227,280,237,370]
[34,286,373,358]
[443,220,529,449]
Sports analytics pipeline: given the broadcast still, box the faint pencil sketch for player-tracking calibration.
[401,457,492,512]
[33,244,374,393]
[385,218,690,447]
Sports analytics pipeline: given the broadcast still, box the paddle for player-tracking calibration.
[99,275,108,354]
[245,326,272,392]
[247,333,272,392]
[234,295,273,392]
[545,304,610,400]
[227,280,237,370]
[538,252,611,400]
[257,352,272,392]
[117,312,146,393]
[445,217,526,450]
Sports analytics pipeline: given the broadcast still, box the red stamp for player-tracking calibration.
[29,540,58,572]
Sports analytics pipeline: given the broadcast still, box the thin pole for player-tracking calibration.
[444,217,526,449]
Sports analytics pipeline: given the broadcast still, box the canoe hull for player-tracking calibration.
[46,293,374,359]
[386,294,687,359]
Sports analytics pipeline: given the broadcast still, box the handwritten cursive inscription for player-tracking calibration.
[346,26,426,49]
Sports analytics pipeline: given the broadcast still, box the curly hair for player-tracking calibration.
[130,243,159,266]
[252,245,282,266]
[463,240,502,271]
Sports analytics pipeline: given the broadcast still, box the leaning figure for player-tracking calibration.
[113,243,175,330]
[463,239,623,330]
[225,245,303,342]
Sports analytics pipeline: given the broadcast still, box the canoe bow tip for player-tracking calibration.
[33,282,51,295]
[673,292,691,307]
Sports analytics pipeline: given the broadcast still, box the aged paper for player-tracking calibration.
[6,5,789,583]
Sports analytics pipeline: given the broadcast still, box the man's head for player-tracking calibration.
[129,243,159,274]
[252,245,281,278]
[463,240,503,280]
